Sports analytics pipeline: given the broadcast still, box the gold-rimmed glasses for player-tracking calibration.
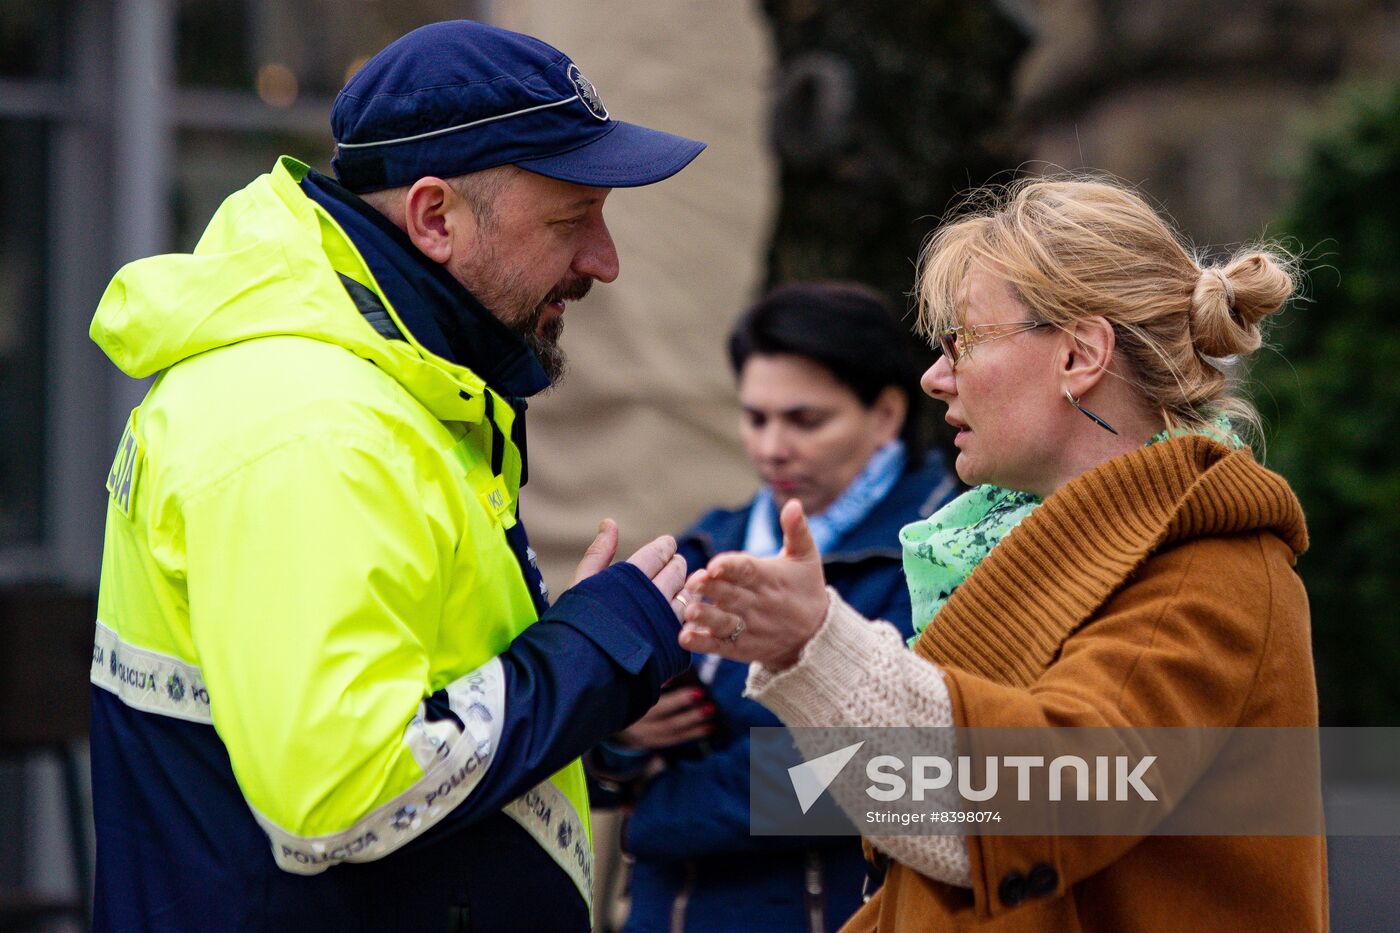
[936,320,1049,371]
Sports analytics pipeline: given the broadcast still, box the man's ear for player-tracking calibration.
[1061,316,1116,397]
[403,177,469,265]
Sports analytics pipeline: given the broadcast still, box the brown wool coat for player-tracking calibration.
[842,436,1327,932]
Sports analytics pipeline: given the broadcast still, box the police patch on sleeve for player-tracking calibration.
[567,64,609,121]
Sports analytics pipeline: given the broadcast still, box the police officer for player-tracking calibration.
[88,20,702,932]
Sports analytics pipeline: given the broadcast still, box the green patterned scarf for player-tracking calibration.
[902,417,1241,645]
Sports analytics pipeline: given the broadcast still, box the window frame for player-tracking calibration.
[0,0,345,589]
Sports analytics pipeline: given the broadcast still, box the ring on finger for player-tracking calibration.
[726,618,746,644]
[675,592,691,611]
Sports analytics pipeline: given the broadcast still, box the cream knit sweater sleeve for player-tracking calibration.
[744,589,972,888]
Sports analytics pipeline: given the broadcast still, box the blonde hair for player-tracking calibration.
[916,175,1297,442]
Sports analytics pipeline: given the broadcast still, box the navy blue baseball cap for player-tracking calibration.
[331,20,706,193]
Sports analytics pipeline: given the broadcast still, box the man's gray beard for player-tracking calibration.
[519,315,566,385]
[450,245,579,386]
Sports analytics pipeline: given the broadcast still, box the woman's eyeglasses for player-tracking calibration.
[936,320,1048,370]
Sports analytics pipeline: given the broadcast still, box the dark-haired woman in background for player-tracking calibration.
[594,282,959,932]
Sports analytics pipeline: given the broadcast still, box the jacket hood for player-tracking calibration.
[91,157,487,423]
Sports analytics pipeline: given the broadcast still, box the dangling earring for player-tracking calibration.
[1065,390,1119,435]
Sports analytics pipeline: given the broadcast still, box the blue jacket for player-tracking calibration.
[620,455,959,933]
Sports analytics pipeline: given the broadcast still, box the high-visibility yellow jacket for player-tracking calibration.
[88,157,685,932]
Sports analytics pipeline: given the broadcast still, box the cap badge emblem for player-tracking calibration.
[567,64,609,122]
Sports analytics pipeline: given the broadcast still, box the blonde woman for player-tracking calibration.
[678,177,1325,931]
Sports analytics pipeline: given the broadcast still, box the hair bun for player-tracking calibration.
[1189,252,1294,357]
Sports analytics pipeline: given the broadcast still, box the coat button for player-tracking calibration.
[998,871,1028,907]
[1027,863,1059,897]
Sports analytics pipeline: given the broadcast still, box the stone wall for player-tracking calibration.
[1015,0,1400,243]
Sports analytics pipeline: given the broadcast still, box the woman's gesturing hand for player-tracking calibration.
[678,499,830,670]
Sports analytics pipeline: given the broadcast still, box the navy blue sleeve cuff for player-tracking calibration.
[542,562,688,686]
